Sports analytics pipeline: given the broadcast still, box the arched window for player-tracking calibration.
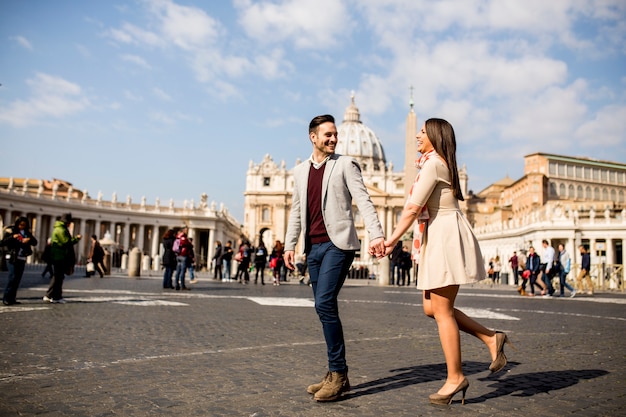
[619,190,624,203]
[549,182,558,196]
[568,184,575,198]
[577,185,583,199]
[594,187,600,200]
[610,189,616,202]
[602,188,609,201]
[559,183,566,197]
[262,207,270,222]
[585,186,592,199]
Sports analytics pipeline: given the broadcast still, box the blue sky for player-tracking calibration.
[1,0,625,222]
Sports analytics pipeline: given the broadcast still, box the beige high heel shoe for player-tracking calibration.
[489,331,515,373]
[429,378,469,405]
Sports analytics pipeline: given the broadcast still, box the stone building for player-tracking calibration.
[473,153,626,289]
[0,178,242,271]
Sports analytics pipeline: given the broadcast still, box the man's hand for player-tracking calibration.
[368,237,385,258]
[284,250,296,270]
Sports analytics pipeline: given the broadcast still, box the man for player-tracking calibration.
[576,245,594,295]
[399,245,412,286]
[283,114,385,402]
[509,251,519,286]
[520,246,546,296]
[2,216,37,305]
[389,241,403,286]
[540,239,556,296]
[173,226,192,290]
[557,244,576,297]
[45,213,81,303]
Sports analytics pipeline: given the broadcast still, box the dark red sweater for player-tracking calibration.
[307,164,330,245]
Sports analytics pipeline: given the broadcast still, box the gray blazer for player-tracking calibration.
[284,154,384,252]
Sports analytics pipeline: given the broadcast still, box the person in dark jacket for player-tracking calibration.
[41,238,54,279]
[44,213,80,303]
[2,216,38,305]
[253,241,268,285]
[520,246,547,296]
[575,245,593,296]
[212,241,223,280]
[161,229,176,289]
[174,226,193,290]
[87,235,106,278]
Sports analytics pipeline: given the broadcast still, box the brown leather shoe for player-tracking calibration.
[313,371,350,402]
[307,371,330,394]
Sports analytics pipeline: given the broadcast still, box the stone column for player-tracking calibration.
[34,213,44,252]
[94,220,101,238]
[151,225,159,258]
[137,223,145,252]
[123,223,131,252]
[208,228,215,271]
[78,218,87,261]
[3,210,13,230]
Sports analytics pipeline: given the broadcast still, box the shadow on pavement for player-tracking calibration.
[471,368,610,403]
[347,361,491,399]
[345,361,607,403]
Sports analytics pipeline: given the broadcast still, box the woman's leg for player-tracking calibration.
[426,286,465,394]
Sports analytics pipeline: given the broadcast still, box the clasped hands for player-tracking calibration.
[368,237,396,259]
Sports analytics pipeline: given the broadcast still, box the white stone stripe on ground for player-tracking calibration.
[0,335,408,384]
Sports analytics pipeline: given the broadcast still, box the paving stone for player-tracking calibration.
[0,270,624,416]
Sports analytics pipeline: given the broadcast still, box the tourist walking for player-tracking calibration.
[87,235,106,278]
[254,241,268,285]
[557,244,575,297]
[575,245,594,295]
[213,241,223,280]
[2,216,37,305]
[161,229,176,289]
[44,213,81,303]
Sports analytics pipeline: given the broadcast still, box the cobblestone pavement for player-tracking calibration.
[1,269,625,416]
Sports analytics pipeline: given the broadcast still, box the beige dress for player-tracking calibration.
[408,157,486,290]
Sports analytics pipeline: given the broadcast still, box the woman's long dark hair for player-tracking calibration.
[425,118,464,201]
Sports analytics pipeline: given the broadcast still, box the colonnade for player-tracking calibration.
[0,186,242,271]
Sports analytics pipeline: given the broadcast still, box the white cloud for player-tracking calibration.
[576,104,626,147]
[106,23,164,47]
[152,87,171,101]
[0,73,89,127]
[10,35,32,50]
[235,0,353,49]
[147,0,222,50]
[121,54,152,69]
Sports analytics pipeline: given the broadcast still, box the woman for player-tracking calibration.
[161,229,176,289]
[254,241,268,285]
[87,235,106,278]
[380,118,513,405]
[2,216,37,305]
[493,256,502,284]
[270,240,284,286]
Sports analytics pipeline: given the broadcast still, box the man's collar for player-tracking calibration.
[309,154,331,170]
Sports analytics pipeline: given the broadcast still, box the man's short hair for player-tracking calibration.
[309,114,335,135]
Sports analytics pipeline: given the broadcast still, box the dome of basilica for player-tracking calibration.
[336,94,387,171]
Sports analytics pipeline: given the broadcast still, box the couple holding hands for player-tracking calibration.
[282,114,513,405]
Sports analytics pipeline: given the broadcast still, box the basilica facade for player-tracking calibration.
[243,96,626,288]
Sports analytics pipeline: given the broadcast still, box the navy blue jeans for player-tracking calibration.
[3,259,25,304]
[307,241,355,372]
